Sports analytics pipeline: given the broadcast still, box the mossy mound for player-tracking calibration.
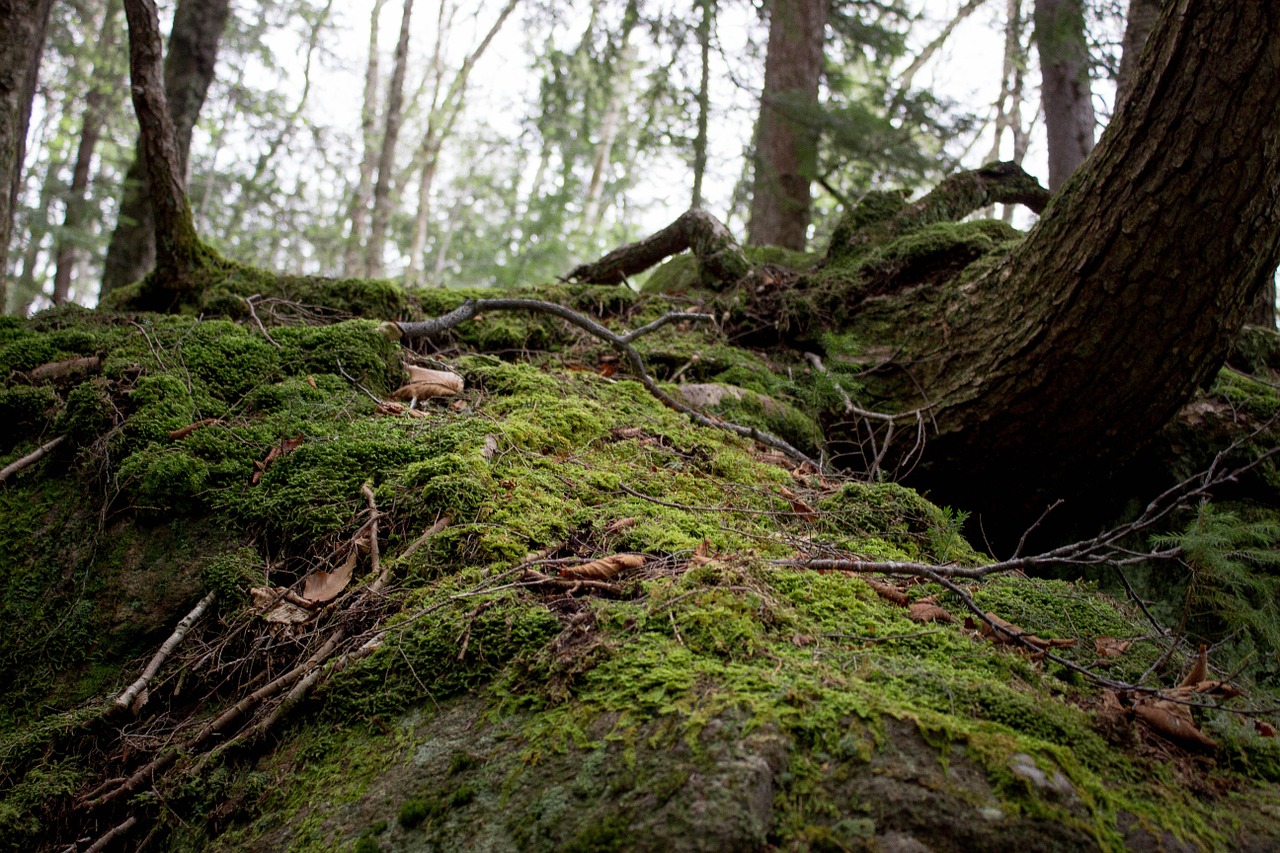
[2,296,1279,852]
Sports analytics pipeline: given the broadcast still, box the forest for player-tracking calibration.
[2,0,1280,850]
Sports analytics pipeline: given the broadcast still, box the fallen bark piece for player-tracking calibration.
[560,553,646,581]
[26,355,101,382]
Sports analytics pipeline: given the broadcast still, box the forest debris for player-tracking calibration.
[375,401,427,419]
[251,588,312,624]
[169,418,221,440]
[301,549,357,603]
[1132,698,1218,750]
[251,435,304,484]
[975,612,1077,649]
[391,366,464,403]
[113,591,217,715]
[0,435,66,484]
[863,578,910,606]
[778,485,817,518]
[1179,644,1209,687]
[26,355,101,382]
[1095,637,1132,658]
[908,601,954,623]
[1256,721,1277,738]
[605,517,636,533]
[559,553,645,581]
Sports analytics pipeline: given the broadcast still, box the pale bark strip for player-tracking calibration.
[0,435,65,483]
[114,591,216,713]
[406,0,522,287]
[365,0,416,278]
[343,0,389,277]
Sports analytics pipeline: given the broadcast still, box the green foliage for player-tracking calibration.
[1154,503,1280,684]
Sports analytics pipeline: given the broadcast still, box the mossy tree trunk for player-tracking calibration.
[841,0,1280,526]
[1033,0,1094,190]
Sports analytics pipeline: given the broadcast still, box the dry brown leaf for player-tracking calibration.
[1179,643,1209,688]
[1133,699,1218,750]
[251,435,304,485]
[302,550,357,603]
[605,517,636,533]
[1095,637,1133,658]
[306,375,317,388]
[908,602,954,623]
[375,401,427,419]
[1193,680,1244,699]
[778,485,818,518]
[1256,721,1277,738]
[391,367,464,401]
[694,537,711,559]
[559,553,645,581]
[864,578,909,606]
[979,613,1075,649]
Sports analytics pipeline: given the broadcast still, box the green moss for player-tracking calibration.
[0,385,57,445]
[54,378,116,443]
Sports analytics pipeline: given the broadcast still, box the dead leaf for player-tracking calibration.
[375,401,427,419]
[1256,721,1277,738]
[559,553,645,581]
[864,578,909,606]
[306,375,317,388]
[1179,644,1208,688]
[1133,699,1218,750]
[251,435,304,485]
[1095,637,1132,658]
[908,601,954,623]
[391,366,464,401]
[980,613,1075,649]
[605,517,636,533]
[481,435,500,459]
[778,485,818,518]
[302,549,357,603]
[694,538,711,559]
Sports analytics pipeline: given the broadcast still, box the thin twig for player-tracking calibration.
[241,294,281,349]
[0,435,66,483]
[114,592,217,714]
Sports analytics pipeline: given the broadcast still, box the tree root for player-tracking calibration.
[565,207,749,288]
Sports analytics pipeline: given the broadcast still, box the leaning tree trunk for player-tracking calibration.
[1115,0,1162,111]
[100,0,230,299]
[1034,0,1094,190]
[861,0,1280,527]
[0,0,54,308]
[747,0,826,250]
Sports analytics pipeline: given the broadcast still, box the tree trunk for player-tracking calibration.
[100,0,230,299]
[118,0,205,293]
[1033,0,1094,190]
[52,0,123,305]
[1115,0,1162,112]
[747,0,827,250]
[343,0,388,277]
[0,0,54,309]
[690,0,712,210]
[985,0,1030,222]
[846,0,1280,529]
[365,0,415,279]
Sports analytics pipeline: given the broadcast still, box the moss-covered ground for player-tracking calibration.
[2,249,1280,851]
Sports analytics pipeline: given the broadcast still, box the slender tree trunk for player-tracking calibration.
[1033,0,1094,190]
[747,0,827,250]
[100,0,230,299]
[343,0,388,277]
[365,0,415,279]
[53,0,124,305]
[691,0,713,209]
[119,0,204,292]
[581,40,636,234]
[1115,0,1162,112]
[985,0,1030,221]
[0,0,55,309]
[406,0,521,287]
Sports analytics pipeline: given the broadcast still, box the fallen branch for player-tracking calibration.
[386,299,823,470]
[0,435,66,484]
[361,482,388,594]
[565,207,749,288]
[85,815,138,853]
[400,515,451,561]
[114,591,216,714]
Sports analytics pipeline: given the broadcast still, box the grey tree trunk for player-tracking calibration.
[53,0,124,305]
[691,0,713,209]
[100,0,230,299]
[0,0,54,310]
[747,0,827,250]
[1115,0,1162,112]
[1033,0,1094,190]
[365,0,415,279]
[342,0,388,277]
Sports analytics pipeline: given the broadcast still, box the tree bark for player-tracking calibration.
[365,0,415,279]
[118,0,205,292]
[1115,0,1162,112]
[100,0,230,299]
[846,0,1280,528]
[53,0,124,305]
[342,0,388,277]
[0,0,54,309]
[1033,0,1094,190]
[691,0,713,209]
[747,0,827,250]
